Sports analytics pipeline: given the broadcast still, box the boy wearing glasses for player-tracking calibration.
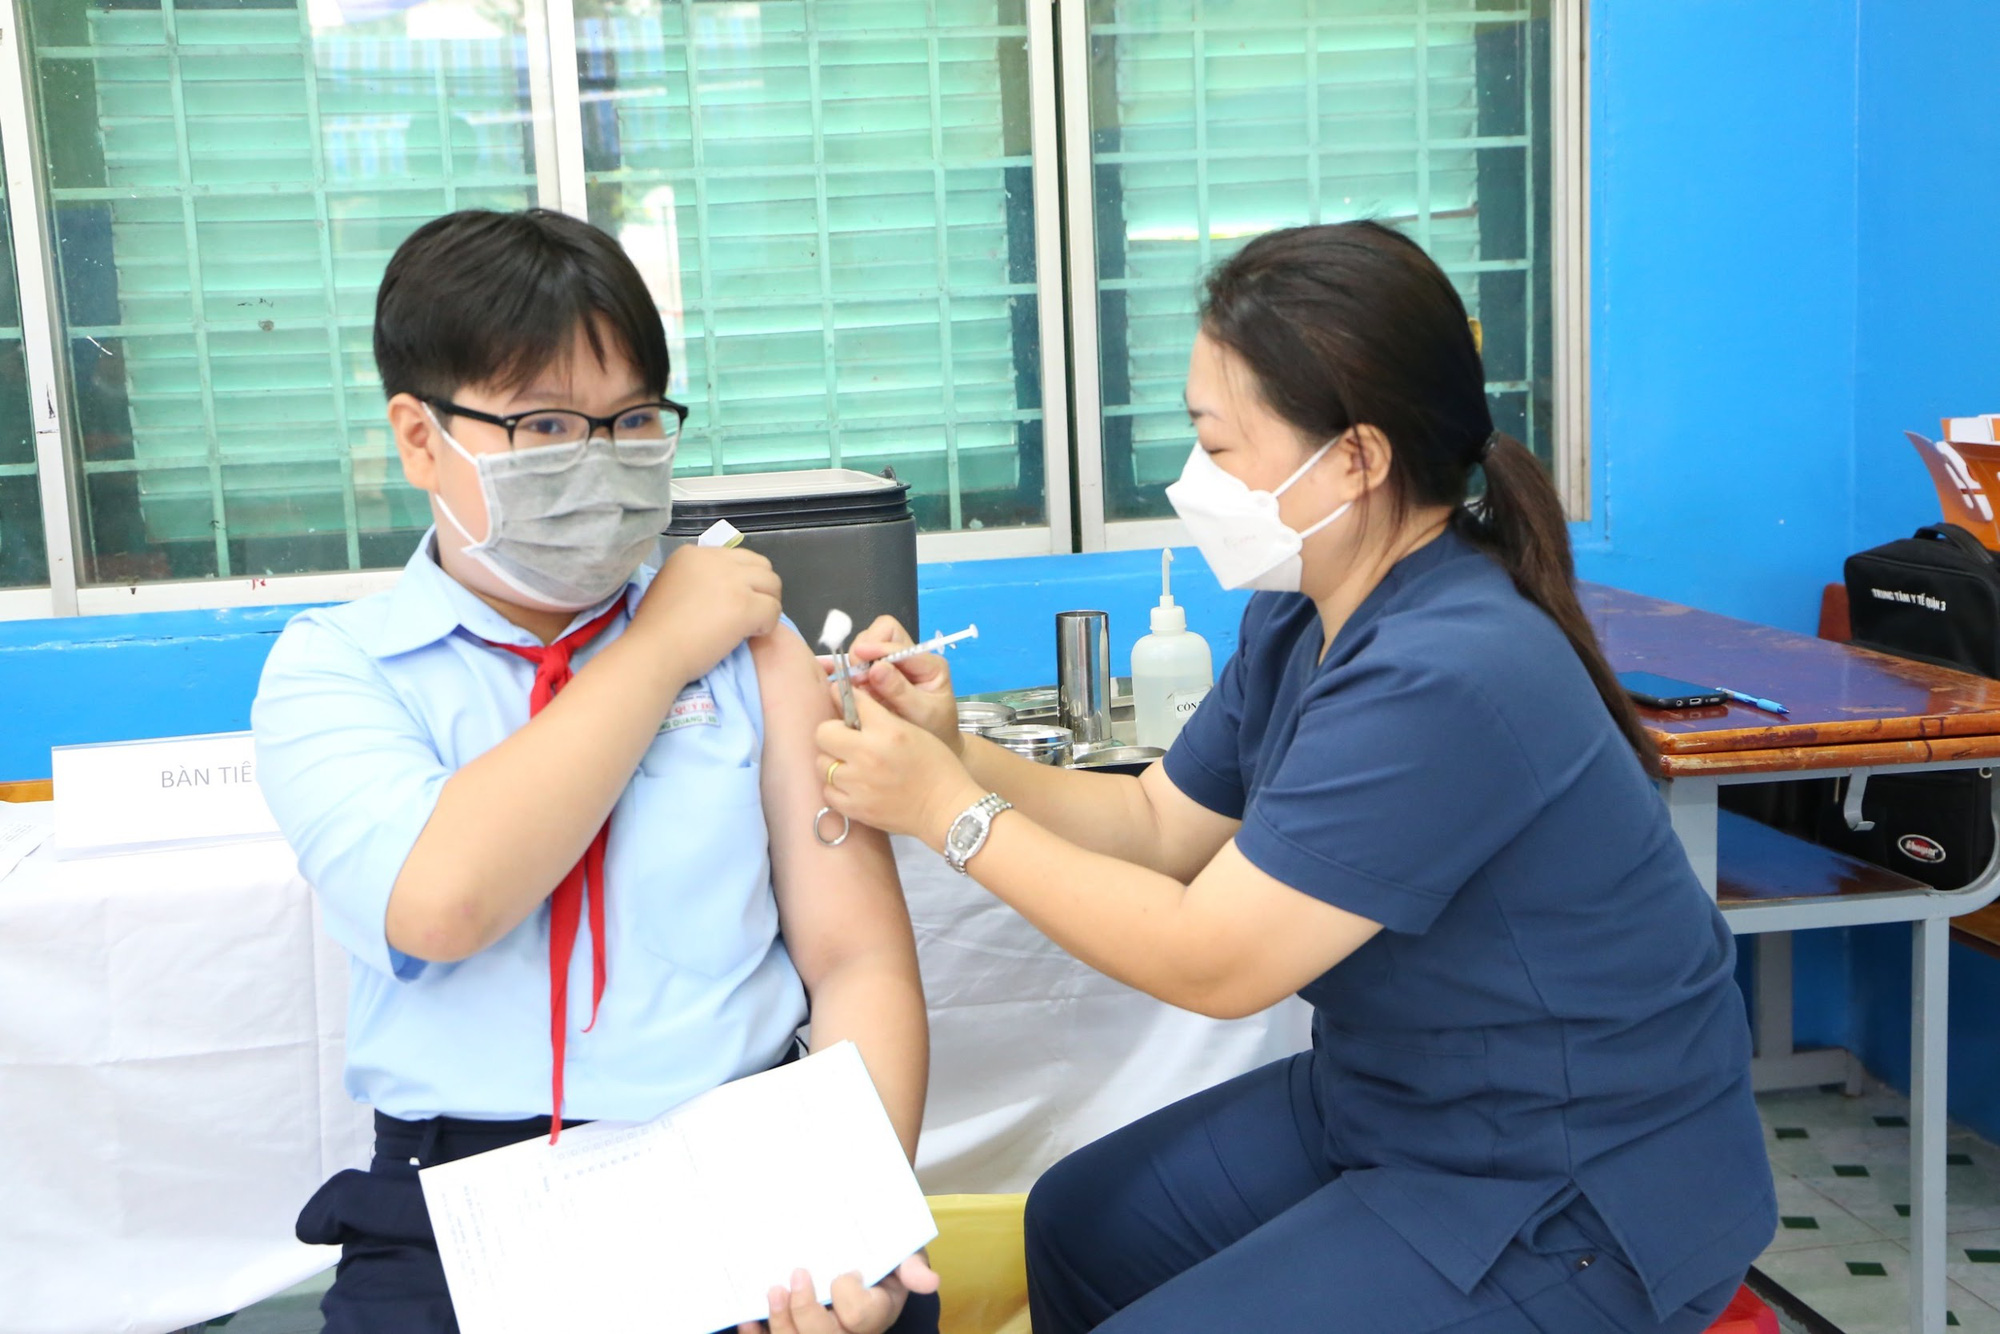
[252,210,938,1334]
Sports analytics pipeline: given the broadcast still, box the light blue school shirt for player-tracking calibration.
[251,535,806,1122]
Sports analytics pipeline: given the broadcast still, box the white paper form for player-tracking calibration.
[0,810,51,883]
[420,1041,938,1334]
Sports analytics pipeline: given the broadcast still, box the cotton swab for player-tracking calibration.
[817,608,854,655]
[818,609,860,731]
[696,519,744,549]
[814,607,860,848]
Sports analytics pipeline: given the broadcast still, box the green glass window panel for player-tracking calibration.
[31,0,539,583]
[1091,0,1551,522]
[0,126,43,590]
[577,0,1046,535]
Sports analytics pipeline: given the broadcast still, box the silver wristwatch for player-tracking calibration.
[943,793,1013,874]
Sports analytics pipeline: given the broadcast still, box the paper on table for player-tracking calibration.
[0,814,50,883]
[420,1041,937,1334]
[51,731,279,859]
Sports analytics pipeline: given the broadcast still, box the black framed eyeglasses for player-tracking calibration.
[421,395,688,468]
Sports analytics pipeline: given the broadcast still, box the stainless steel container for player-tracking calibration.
[1070,743,1165,767]
[956,700,1016,735]
[989,686,1060,723]
[1055,610,1113,746]
[986,723,1074,765]
[1069,744,1166,777]
[978,682,1131,727]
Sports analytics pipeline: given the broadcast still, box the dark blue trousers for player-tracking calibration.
[1025,1054,1743,1334]
[298,1110,941,1334]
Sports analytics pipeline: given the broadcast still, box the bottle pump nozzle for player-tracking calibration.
[1153,548,1186,633]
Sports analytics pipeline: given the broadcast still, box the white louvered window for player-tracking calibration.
[0,0,1577,612]
[1085,0,1556,527]
[576,0,1047,536]
[28,0,540,585]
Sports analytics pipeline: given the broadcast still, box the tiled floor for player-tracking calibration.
[184,1081,2000,1334]
[1756,1080,2000,1332]
[181,1269,329,1334]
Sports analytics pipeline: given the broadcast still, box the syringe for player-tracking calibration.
[840,624,978,678]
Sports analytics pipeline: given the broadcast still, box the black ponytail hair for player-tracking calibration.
[1200,221,1658,774]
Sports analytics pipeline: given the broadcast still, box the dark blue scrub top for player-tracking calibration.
[1165,528,1776,1319]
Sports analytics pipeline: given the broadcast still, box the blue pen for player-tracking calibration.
[1713,686,1789,715]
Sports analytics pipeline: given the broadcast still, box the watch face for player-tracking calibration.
[947,816,979,855]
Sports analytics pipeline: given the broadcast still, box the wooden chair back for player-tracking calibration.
[1908,429,2000,550]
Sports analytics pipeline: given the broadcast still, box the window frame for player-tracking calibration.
[1550,0,1590,522]
[1,3,76,616]
[0,0,1585,619]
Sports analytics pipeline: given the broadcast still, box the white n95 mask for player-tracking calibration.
[428,408,677,613]
[1164,441,1352,593]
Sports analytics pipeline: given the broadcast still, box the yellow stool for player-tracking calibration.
[926,1194,1031,1334]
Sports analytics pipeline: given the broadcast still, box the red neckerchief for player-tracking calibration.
[479,599,625,1142]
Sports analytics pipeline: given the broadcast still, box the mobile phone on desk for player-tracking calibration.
[1617,671,1728,711]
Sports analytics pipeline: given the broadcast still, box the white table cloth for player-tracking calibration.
[0,804,1307,1334]
[899,847,1310,1193]
[0,805,368,1334]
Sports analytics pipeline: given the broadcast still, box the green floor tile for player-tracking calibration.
[1848,1260,1890,1277]
[1782,1215,1821,1230]
[1966,1249,2000,1264]
[1899,1204,1913,1217]
[1775,1127,1810,1140]
[1835,1164,1872,1177]
[1953,1153,1977,1166]
[1878,1115,1910,1127]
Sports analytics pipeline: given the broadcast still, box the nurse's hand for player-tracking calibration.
[846,616,963,757]
[818,689,983,845]
[736,1256,939,1334]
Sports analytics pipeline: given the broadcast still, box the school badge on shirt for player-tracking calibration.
[660,682,720,732]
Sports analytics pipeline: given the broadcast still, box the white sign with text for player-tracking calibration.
[51,731,280,858]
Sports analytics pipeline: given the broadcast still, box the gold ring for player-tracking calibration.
[826,759,843,789]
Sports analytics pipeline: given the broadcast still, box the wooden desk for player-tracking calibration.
[1589,583,2000,763]
[1589,584,2000,906]
[1587,584,2000,1334]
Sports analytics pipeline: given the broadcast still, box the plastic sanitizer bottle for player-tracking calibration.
[1131,549,1214,749]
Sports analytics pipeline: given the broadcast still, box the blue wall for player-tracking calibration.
[1851,0,2000,555]
[0,606,298,773]
[913,548,1248,701]
[6,0,2000,1133]
[1573,0,1860,635]
[0,550,1252,782]
[1572,0,1996,628]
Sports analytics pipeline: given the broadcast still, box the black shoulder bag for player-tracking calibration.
[1723,524,2000,889]
[1825,524,2000,887]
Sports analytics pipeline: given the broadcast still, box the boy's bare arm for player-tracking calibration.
[385,545,781,962]
[755,628,929,1162]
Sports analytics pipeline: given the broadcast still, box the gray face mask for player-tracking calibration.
[429,407,677,612]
